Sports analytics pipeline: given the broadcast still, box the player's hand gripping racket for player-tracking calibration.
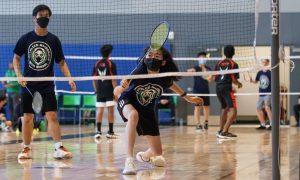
[25,86,43,114]
[123,22,170,88]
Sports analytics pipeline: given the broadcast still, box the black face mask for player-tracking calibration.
[145,58,162,71]
[37,17,49,28]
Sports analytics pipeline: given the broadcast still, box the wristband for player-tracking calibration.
[180,92,187,97]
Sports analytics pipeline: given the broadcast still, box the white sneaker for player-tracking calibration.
[106,132,119,139]
[136,152,150,163]
[94,132,102,139]
[53,146,73,159]
[136,152,165,167]
[149,156,166,167]
[122,157,136,175]
[18,147,32,159]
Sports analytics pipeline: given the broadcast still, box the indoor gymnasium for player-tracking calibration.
[0,0,299,179]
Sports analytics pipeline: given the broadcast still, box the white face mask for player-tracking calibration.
[198,58,207,65]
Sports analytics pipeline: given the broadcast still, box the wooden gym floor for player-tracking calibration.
[0,125,298,180]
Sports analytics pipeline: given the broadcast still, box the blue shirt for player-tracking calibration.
[121,65,173,111]
[255,70,271,96]
[193,65,210,93]
[13,31,64,94]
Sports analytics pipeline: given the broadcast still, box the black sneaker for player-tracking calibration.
[195,125,202,130]
[227,132,237,137]
[218,132,229,139]
[256,125,266,130]
[267,126,272,130]
[218,132,237,139]
[203,121,208,130]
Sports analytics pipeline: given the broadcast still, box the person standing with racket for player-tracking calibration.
[114,47,203,175]
[13,4,76,159]
[187,52,212,131]
[215,45,242,139]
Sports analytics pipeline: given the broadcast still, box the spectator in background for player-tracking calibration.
[4,62,20,121]
[250,59,272,130]
[187,52,212,130]
[156,89,176,125]
[93,44,118,139]
[0,95,11,132]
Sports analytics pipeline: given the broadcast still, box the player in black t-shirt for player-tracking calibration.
[13,5,76,160]
[187,52,212,130]
[114,47,203,175]
[93,44,118,139]
[214,45,242,139]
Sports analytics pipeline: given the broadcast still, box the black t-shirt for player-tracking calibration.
[13,31,64,94]
[255,70,271,96]
[214,59,239,91]
[121,65,173,111]
[193,65,210,93]
[93,58,117,98]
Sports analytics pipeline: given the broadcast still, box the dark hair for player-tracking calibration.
[32,4,52,17]
[224,45,235,58]
[0,95,6,102]
[197,52,207,57]
[101,44,113,58]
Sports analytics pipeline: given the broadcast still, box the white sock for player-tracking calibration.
[55,142,63,150]
[23,145,31,149]
[261,123,266,127]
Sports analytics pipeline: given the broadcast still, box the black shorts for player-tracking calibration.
[216,88,236,109]
[96,94,116,107]
[195,96,210,106]
[97,93,114,102]
[117,95,160,136]
[21,92,57,114]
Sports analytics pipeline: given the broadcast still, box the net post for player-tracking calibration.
[271,0,280,179]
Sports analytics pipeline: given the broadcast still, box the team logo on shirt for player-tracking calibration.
[219,67,228,80]
[97,68,107,81]
[259,75,270,89]
[134,83,163,106]
[28,41,52,71]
